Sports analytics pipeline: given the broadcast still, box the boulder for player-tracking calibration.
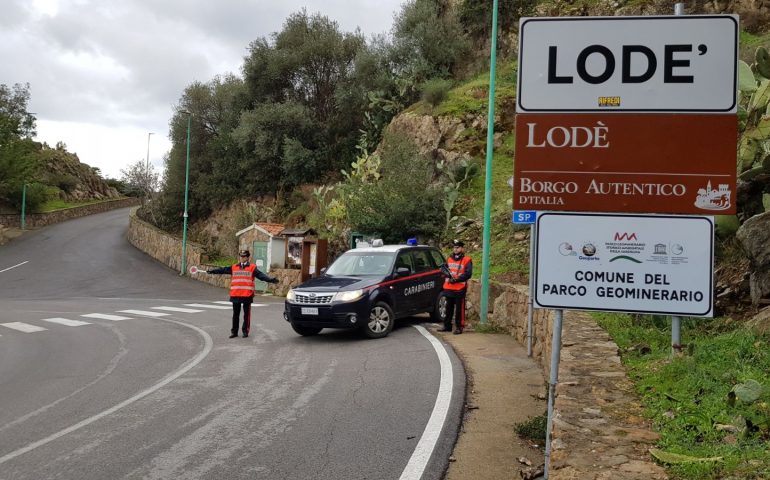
[736,211,770,304]
[748,307,770,336]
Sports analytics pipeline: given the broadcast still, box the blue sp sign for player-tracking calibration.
[512,211,537,224]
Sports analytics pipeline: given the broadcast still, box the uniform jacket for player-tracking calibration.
[208,262,276,301]
[442,253,473,294]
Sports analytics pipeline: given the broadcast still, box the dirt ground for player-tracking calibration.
[435,327,547,479]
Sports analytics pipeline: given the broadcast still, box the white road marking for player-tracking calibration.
[399,325,454,480]
[152,306,204,313]
[42,318,91,327]
[0,261,29,273]
[118,310,170,317]
[81,313,132,321]
[0,318,213,466]
[184,303,231,310]
[0,322,47,333]
[213,301,267,307]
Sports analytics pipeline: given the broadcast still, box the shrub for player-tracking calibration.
[421,78,452,106]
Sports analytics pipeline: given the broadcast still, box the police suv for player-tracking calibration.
[284,243,447,338]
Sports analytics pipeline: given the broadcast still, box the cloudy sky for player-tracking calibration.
[1,0,404,179]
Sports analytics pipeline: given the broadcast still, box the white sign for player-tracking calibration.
[516,15,738,113]
[534,213,714,316]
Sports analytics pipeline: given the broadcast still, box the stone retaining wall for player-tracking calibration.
[0,197,140,228]
[466,280,667,479]
[127,208,299,295]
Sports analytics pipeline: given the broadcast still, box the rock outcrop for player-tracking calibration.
[736,211,770,304]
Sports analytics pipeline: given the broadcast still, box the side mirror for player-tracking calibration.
[320,267,327,275]
[396,267,410,276]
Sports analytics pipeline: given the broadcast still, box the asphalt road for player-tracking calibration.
[0,208,465,480]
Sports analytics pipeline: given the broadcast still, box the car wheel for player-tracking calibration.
[362,301,395,339]
[291,323,323,336]
[431,293,448,323]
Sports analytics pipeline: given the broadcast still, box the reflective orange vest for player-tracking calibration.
[230,263,257,298]
[443,255,471,291]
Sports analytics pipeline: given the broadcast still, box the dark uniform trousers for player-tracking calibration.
[443,291,466,331]
[231,298,252,335]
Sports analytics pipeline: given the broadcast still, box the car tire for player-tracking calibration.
[291,323,323,336]
[431,293,448,323]
[362,301,395,339]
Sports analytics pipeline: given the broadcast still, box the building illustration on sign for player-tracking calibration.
[694,181,731,211]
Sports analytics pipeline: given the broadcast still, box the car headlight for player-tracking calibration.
[286,289,296,302]
[333,289,364,302]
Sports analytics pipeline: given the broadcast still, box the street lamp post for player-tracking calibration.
[180,113,192,275]
[145,132,154,173]
[21,183,27,229]
[145,132,154,203]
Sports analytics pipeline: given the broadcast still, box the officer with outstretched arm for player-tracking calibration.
[208,250,279,338]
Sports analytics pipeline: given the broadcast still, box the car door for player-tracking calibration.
[410,249,441,311]
[391,250,418,316]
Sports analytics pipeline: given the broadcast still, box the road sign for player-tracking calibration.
[534,212,714,316]
[513,211,537,224]
[513,113,737,214]
[516,15,738,113]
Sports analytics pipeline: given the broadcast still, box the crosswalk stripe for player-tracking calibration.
[184,303,231,310]
[118,310,170,317]
[42,318,91,327]
[152,306,204,313]
[1,322,47,333]
[213,301,231,305]
[82,313,132,321]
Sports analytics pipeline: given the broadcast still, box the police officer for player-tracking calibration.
[208,250,279,338]
[440,239,473,334]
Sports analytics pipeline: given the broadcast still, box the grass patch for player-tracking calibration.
[515,411,547,443]
[473,322,508,334]
[594,312,770,479]
[35,198,106,213]
[426,60,517,118]
[208,257,236,267]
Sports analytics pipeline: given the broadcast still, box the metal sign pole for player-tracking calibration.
[670,2,685,357]
[543,308,563,479]
[527,225,536,357]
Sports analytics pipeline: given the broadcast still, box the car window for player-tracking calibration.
[429,249,445,267]
[394,251,415,274]
[412,250,432,273]
[326,252,394,276]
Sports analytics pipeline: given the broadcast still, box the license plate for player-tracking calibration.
[301,307,319,315]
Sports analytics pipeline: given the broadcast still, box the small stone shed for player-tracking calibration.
[235,222,286,272]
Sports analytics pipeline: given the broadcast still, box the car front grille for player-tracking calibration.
[294,293,334,305]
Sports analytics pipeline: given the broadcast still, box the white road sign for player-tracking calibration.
[534,213,714,316]
[516,15,738,112]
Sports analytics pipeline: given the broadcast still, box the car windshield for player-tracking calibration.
[325,251,395,276]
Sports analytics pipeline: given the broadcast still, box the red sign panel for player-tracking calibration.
[513,114,737,214]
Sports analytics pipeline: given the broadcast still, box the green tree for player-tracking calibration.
[458,0,534,40]
[392,0,470,84]
[0,83,40,209]
[120,159,160,203]
[342,133,443,243]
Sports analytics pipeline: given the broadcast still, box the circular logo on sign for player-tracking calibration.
[672,244,684,255]
[558,242,575,256]
[582,243,597,257]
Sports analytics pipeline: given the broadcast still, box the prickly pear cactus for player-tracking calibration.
[735,46,770,227]
[756,47,770,79]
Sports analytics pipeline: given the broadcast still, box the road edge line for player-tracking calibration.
[399,325,454,480]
